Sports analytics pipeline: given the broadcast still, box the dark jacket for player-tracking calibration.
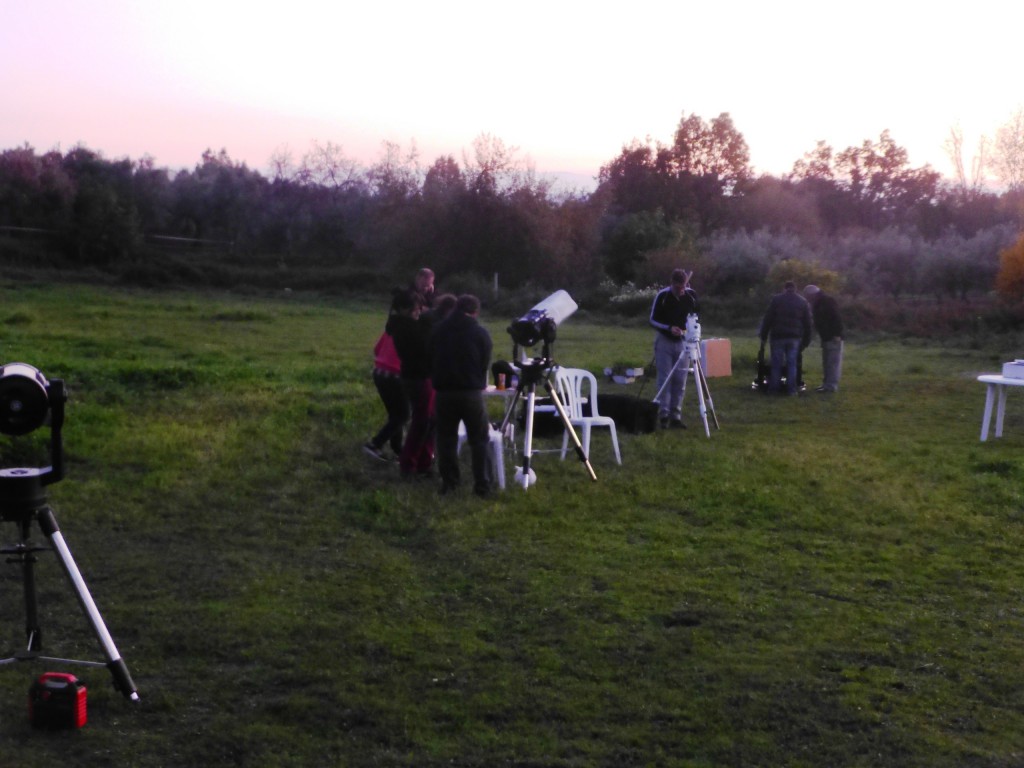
[386,313,432,379]
[649,286,699,339]
[430,311,492,391]
[759,290,812,347]
[811,293,843,342]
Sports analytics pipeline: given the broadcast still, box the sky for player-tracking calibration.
[2,0,1022,190]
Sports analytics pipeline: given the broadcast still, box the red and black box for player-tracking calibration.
[29,672,87,728]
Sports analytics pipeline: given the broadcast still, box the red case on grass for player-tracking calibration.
[29,672,88,728]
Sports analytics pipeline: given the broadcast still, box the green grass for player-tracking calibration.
[0,282,1023,766]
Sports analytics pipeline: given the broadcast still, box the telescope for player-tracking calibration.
[499,291,596,489]
[685,313,701,344]
[0,362,139,701]
[507,290,578,358]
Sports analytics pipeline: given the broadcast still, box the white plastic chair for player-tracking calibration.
[456,422,506,489]
[553,367,622,464]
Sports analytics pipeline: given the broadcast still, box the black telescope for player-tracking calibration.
[507,290,578,360]
[0,363,139,701]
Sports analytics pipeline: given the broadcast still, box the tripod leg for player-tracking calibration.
[692,362,710,437]
[652,343,688,407]
[37,508,139,701]
[520,385,537,489]
[15,519,43,652]
[696,360,720,430]
[498,382,524,434]
[542,380,597,481]
[679,346,693,413]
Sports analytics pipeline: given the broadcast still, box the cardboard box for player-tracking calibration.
[701,338,732,377]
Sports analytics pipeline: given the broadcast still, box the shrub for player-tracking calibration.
[995,233,1024,301]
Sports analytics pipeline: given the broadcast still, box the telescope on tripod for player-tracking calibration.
[498,291,597,490]
[0,363,138,701]
[652,314,720,437]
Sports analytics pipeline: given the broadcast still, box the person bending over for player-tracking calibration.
[803,284,844,393]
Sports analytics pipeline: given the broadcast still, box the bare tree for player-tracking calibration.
[989,107,1024,190]
[462,133,537,195]
[367,140,421,200]
[943,123,987,197]
[268,145,297,182]
[297,140,363,190]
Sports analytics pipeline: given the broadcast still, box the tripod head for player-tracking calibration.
[0,364,66,522]
[517,356,555,386]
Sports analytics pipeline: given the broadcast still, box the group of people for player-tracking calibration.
[364,267,496,497]
[648,268,844,420]
[367,266,843,489]
[758,281,844,395]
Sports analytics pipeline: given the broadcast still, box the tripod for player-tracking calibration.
[653,336,720,438]
[0,378,138,701]
[498,358,597,489]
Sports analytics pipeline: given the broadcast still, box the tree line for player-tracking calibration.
[2,111,1023,305]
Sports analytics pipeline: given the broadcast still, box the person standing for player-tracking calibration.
[386,289,436,477]
[803,284,844,392]
[431,294,494,497]
[363,290,410,461]
[649,268,699,428]
[413,267,436,309]
[759,281,812,395]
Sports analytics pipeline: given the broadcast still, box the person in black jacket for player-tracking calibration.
[386,289,436,477]
[758,281,812,395]
[431,294,494,497]
[803,284,844,392]
[649,268,699,428]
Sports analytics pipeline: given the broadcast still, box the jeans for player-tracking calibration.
[654,334,685,418]
[820,339,843,391]
[770,338,801,395]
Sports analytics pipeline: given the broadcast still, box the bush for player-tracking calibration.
[996,233,1024,300]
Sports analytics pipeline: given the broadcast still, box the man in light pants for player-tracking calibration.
[649,268,699,428]
[803,285,844,392]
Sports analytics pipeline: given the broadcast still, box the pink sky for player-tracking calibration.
[3,0,1021,188]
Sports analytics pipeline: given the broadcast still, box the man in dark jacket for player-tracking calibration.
[649,268,699,428]
[803,284,844,392]
[759,281,812,395]
[431,294,494,497]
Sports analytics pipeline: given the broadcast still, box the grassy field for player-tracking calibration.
[0,282,1023,766]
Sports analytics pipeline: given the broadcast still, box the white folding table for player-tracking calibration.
[978,374,1024,441]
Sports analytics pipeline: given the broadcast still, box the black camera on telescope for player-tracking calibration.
[507,290,578,352]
